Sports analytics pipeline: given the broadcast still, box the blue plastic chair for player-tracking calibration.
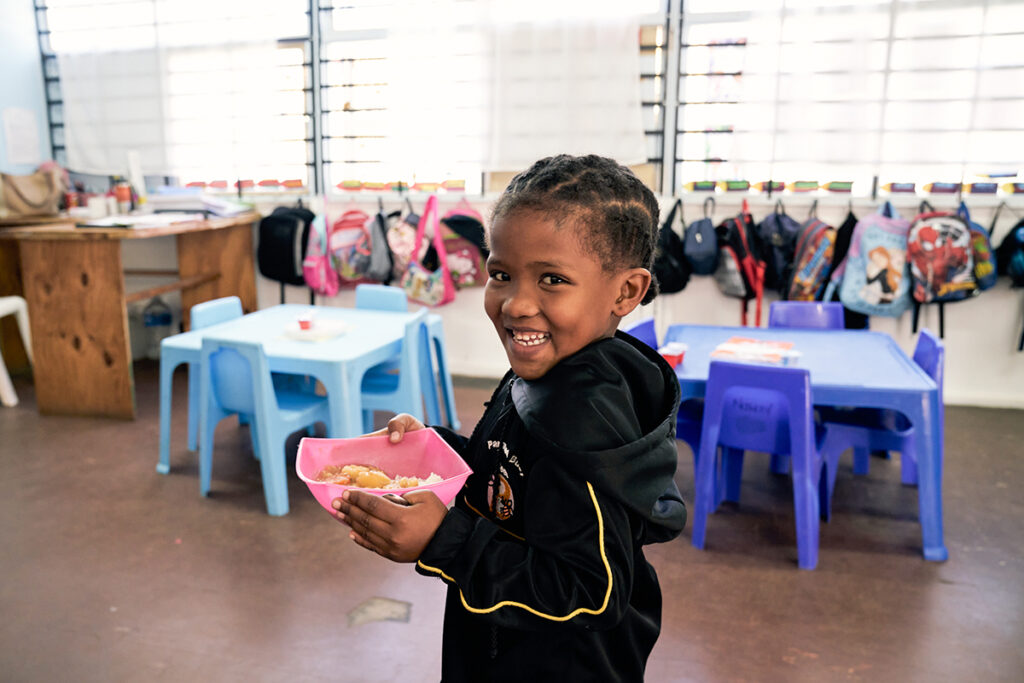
[691,361,831,570]
[360,307,430,432]
[355,284,459,430]
[821,329,944,494]
[185,296,245,450]
[198,336,330,516]
[768,301,845,330]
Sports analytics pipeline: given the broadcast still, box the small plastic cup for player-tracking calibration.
[297,314,314,331]
[658,341,688,368]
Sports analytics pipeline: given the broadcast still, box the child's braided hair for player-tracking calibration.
[490,154,661,305]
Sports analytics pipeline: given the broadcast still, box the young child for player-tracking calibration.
[333,154,686,681]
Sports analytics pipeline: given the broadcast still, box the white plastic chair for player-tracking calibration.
[0,296,33,407]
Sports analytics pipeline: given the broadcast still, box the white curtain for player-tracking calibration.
[483,16,647,171]
[49,0,308,183]
[58,50,169,175]
[383,0,648,177]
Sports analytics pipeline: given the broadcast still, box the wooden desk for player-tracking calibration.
[0,212,259,419]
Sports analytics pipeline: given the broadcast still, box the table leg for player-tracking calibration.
[18,239,134,418]
[908,392,947,561]
[158,353,181,473]
[325,364,367,438]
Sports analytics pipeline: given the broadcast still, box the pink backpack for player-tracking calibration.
[303,215,340,297]
[328,208,373,283]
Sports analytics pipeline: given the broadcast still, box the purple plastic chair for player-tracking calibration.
[768,301,845,330]
[821,329,944,493]
[765,300,845,474]
[691,361,831,570]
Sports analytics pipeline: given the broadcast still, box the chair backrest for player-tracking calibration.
[913,328,944,390]
[355,284,408,312]
[768,301,844,330]
[622,317,658,350]
[395,307,429,394]
[200,337,273,417]
[702,360,813,456]
[191,296,243,329]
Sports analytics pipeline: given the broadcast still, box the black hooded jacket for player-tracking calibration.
[416,331,687,682]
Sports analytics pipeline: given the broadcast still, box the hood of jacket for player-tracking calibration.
[510,330,686,543]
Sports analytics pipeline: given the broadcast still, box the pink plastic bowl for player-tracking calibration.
[296,428,472,514]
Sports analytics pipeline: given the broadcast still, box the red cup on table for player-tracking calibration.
[658,341,687,369]
[298,314,314,330]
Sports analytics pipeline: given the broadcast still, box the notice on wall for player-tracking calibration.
[2,106,42,167]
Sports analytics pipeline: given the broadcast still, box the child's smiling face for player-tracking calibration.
[484,210,642,381]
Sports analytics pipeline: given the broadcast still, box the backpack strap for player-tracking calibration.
[703,196,715,219]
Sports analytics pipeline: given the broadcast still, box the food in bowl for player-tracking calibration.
[314,463,443,490]
[296,429,473,513]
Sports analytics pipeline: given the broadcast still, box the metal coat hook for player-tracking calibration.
[703,196,715,219]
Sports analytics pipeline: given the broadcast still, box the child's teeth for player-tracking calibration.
[513,332,548,346]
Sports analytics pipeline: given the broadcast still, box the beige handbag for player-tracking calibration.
[0,167,64,219]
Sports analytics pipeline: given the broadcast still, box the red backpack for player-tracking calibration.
[713,200,765,326]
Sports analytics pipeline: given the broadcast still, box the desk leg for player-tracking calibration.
[177,221,257,328]
[18,239,134,418]
[910,392,947,562]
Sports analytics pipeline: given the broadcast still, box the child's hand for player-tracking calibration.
[360,413,425,443]
[332,489,447,563]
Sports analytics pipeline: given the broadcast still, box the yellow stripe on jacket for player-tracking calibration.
[416,481,613,622]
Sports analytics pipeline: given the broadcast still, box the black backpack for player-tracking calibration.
[652,198,691,294]
[992,202,1024,288]
[683,197,719,275]
[757,199,803,292]
[257,205,315,286]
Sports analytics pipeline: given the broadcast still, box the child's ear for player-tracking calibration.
[612,267,652,316]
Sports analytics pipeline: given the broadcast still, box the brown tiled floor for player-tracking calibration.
[1,362,1022,682]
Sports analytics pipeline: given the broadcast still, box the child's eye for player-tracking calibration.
[540,273,569,285]
[489,270,510,282]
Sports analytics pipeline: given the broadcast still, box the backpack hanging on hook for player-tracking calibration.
[756,198,802,293]
[683,196,719,275]
[785,199,837,301]
[652,198,691,294]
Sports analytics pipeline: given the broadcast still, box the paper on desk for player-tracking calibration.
[76,212,206,228]
[281,319,350,342]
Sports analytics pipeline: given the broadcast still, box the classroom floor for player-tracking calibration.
[2,362,1022,683]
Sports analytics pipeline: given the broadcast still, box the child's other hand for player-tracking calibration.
[360,413,425,443]
[332,489,447,563]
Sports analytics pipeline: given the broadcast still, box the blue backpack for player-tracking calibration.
[823,201,912,318]
[684,197,719,275]
[958,201,997,291]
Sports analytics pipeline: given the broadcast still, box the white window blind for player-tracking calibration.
[39,0,312,189]
[675,0,1024,195]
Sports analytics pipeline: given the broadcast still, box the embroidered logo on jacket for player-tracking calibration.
[485,439,523,522]
[488,468,514,520]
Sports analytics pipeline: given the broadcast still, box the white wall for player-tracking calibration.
[255,194,1024,409]
[0,0,50,173]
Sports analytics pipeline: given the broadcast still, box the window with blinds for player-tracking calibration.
[318,0,668,195]
[36,0,313,190]
[675,0,1024,195]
